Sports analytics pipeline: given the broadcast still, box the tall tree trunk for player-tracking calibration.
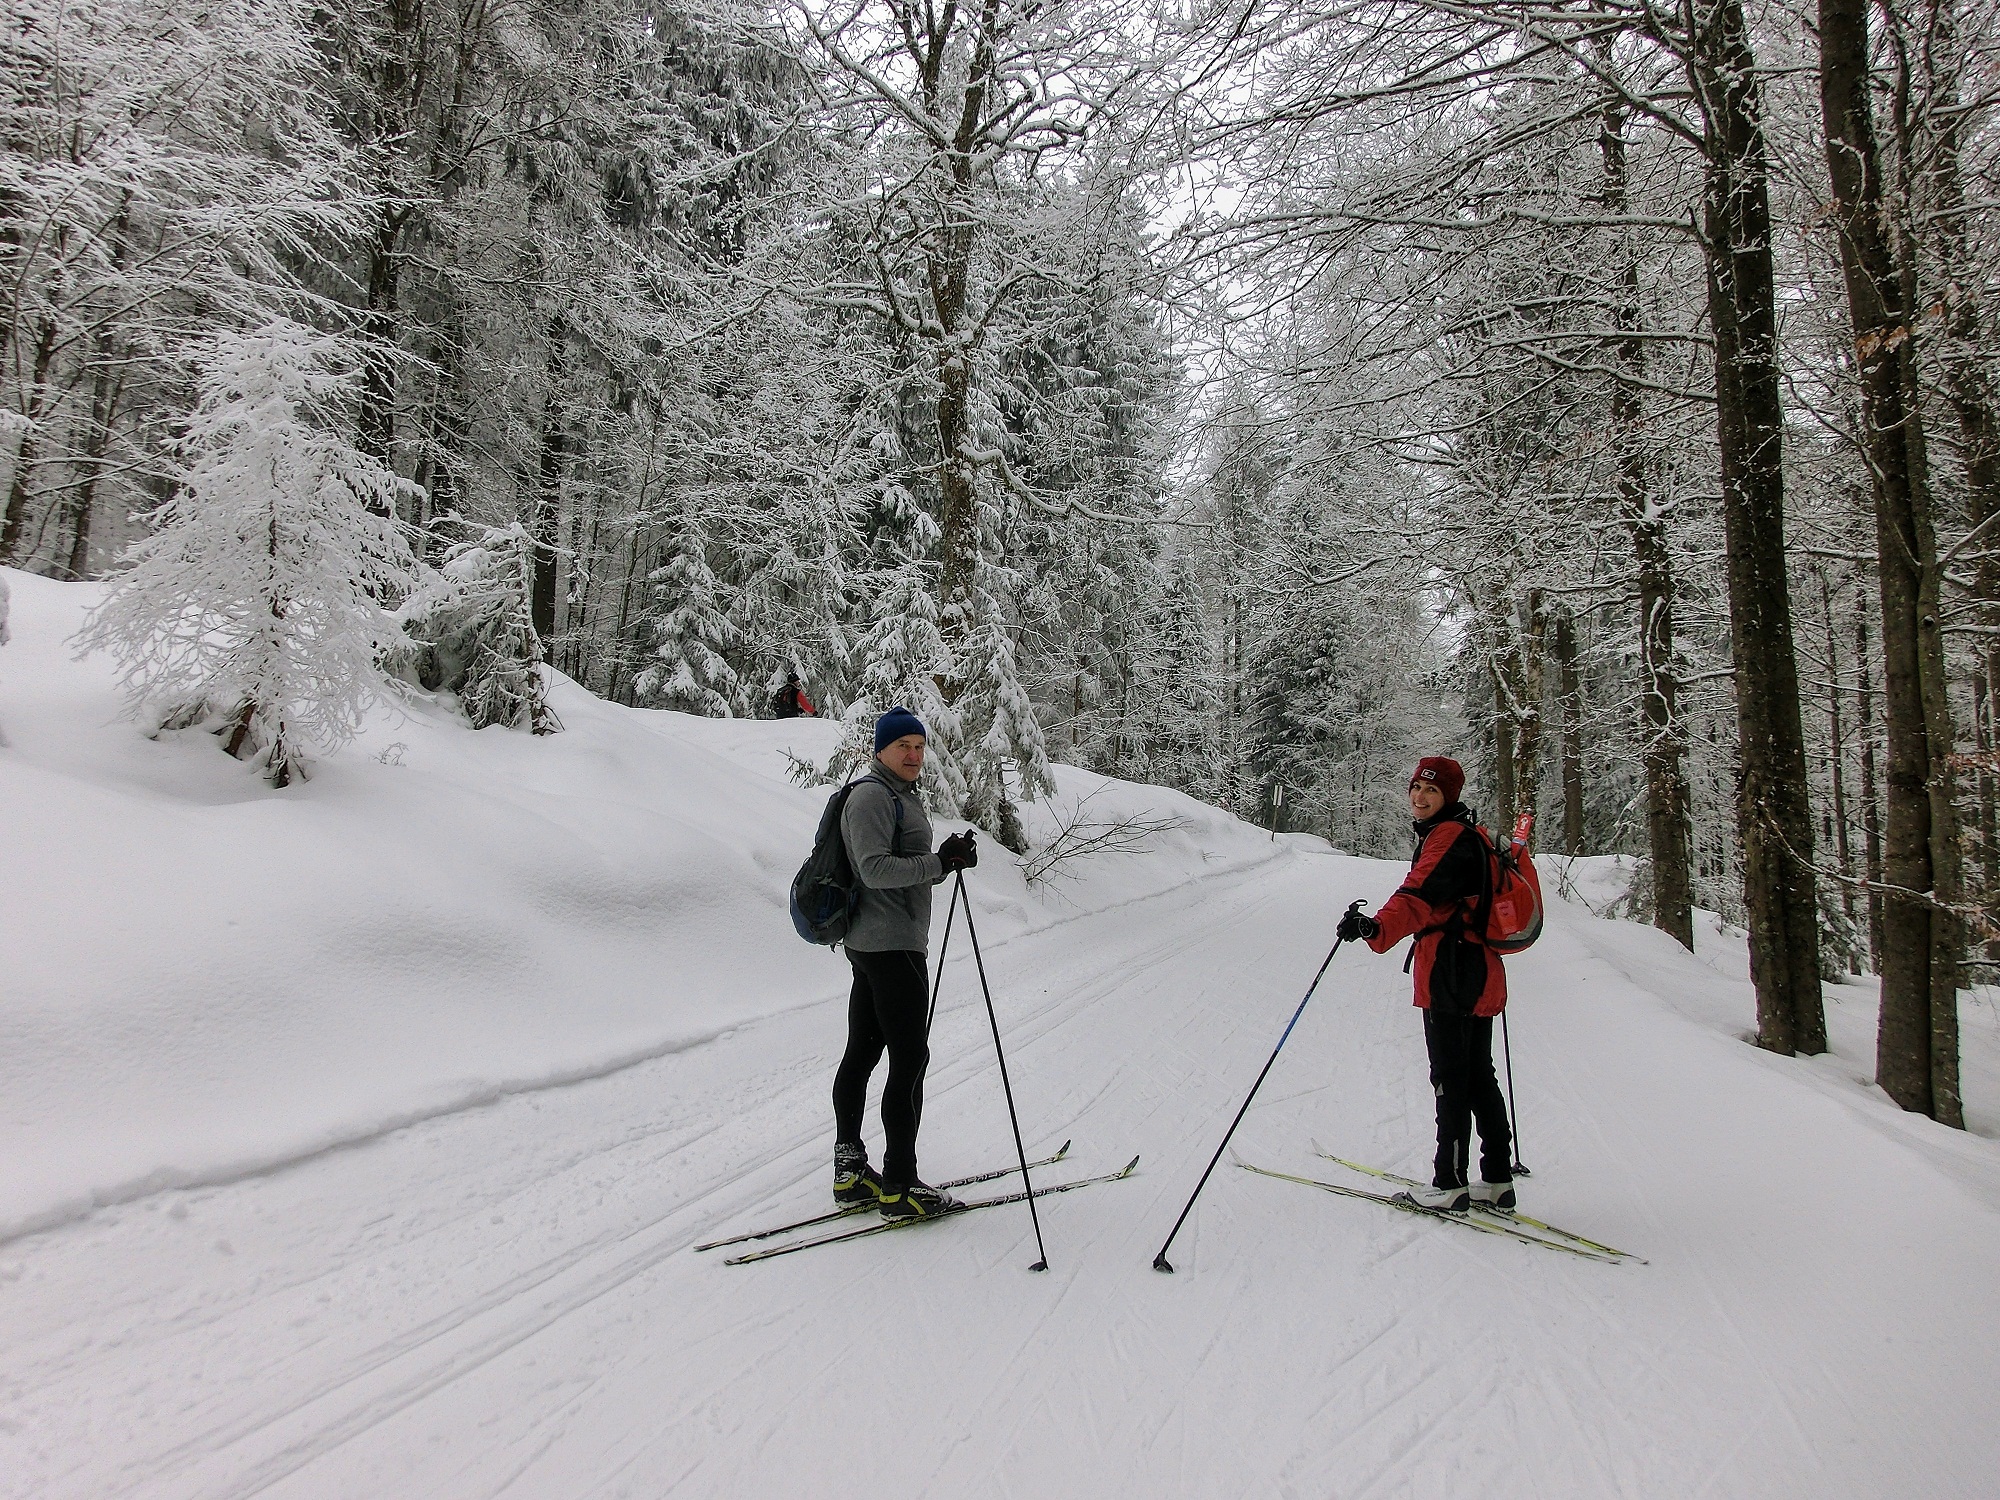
[1688,0,1826,1052]
[1977,668,1997,904]
[1915,0,2000,934]
[0,315,59,564]
[529,325,567,645]
[1820,0,1963,1124]
[357,215,404,474]
[1510,590,1547,827]
[1552,606,1586,855]
[1820,573,1860,969]
[60,358,122,580]
[1858,610,1886,967]
[1491,650,1518,823]
[1600,61,1695,947]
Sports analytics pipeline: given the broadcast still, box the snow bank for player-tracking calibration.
[1539,854,2000,1199]
[0,568,1289,1242]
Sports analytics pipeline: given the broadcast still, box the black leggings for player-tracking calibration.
[832,948,931,1186]
[1424,1009,1513,1188]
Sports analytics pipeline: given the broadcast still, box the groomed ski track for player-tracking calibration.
[4,855,1998,1500]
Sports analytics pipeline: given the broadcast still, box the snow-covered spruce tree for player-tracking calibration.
[77,321,420,785]
[836,551,968,811]
[1126,559,1223,800]
[633,510,741,716]
[1,0,364,576]
[397,523,556,733]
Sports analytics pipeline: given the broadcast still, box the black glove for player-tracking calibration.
[1336,909,1379,944]
[937,831,978,873]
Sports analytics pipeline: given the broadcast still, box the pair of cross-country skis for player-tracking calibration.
[694,1140,1642,1269]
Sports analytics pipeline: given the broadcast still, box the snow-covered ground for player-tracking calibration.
[3,566,1998,1498]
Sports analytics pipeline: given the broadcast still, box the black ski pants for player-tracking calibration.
[1423,1008,1513,1188]
[832,948,930,1186]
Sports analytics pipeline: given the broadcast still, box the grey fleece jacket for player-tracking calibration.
[839,761,946,952]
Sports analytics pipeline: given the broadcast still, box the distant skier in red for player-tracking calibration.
[771,672,815,719]
[1337,756,1516,1212]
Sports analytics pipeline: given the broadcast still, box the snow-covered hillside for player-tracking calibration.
[0,569,1288,1243]
[3,567,1999,1499]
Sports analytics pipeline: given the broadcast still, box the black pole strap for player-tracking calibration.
[1501,1010,1530,1177]
[957,873,1052,1272]
[926,875,961,1038]
[1151,901,1362,1274]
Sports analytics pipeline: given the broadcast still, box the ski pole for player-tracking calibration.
[1152,900,1363,1274]
[957,872,1051,1272]
[1501,1011,1530,1177]
[926,875,962,1038]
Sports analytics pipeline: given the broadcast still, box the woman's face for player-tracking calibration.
[1409,780,1445,821]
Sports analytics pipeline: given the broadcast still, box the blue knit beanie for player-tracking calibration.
[873,705,928,753]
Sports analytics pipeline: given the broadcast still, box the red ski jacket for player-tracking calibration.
[1365,813,1509,1018]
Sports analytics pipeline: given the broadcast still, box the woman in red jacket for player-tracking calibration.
[1336,756,1516,1212]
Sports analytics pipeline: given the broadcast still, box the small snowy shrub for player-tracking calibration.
[396,524,558,734]
[77,320,421,786]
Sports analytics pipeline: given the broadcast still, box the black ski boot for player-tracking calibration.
[878,1179,963,1219]
[833,1143,886,1208]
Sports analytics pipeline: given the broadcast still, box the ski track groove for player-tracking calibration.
[8,853,1993,1499]
[266,868,1272,1500]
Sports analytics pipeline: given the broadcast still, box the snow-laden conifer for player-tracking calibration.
[634,516,741,716]
[397,524,556,734]
[77,321,421,785]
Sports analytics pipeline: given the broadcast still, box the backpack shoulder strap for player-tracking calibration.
[1465,818,1499,945]
[843,773,906,857]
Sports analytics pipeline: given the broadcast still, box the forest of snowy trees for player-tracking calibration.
[3,0,1996,1124]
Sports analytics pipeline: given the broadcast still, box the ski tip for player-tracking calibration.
[1151,1254,1175,1273]
[1056,1138,1073,1159]
[1120,1154,1141,1176]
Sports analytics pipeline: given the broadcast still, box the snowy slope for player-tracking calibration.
[3,568,1999,1500]
[0,568,1285,1242]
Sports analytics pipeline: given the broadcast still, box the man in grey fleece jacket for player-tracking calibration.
[832,706,978,1219]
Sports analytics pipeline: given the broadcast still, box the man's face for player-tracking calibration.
[879,734,926,780]
[1409,780,1445,821]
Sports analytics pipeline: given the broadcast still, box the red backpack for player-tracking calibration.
[1474,812,1544,955]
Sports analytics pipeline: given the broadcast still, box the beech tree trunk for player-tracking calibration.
[1552,606,1586,856]
[1858,611,1886,966]
[0,315,59,564]
[1600,66,1694,947]
[529,324,567,645]
[1510,591,1547,828]
[1819,573,1859,968]
[1915,0,2000,930]
[1688,0,1826,1052]
[1820,0,1963,1124]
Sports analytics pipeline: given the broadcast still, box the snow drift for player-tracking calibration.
[0,568,1288,1242]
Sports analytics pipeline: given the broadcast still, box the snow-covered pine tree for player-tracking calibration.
[397,522,556,733]
[1,0,364,575]
[1128,559,1223,800]
[633,511,740,716]
[77,320,420,785]
[835,552,967,811]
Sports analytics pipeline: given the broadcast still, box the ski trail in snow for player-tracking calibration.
[27,863,1282,1500]
[5,855,2000,1499]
